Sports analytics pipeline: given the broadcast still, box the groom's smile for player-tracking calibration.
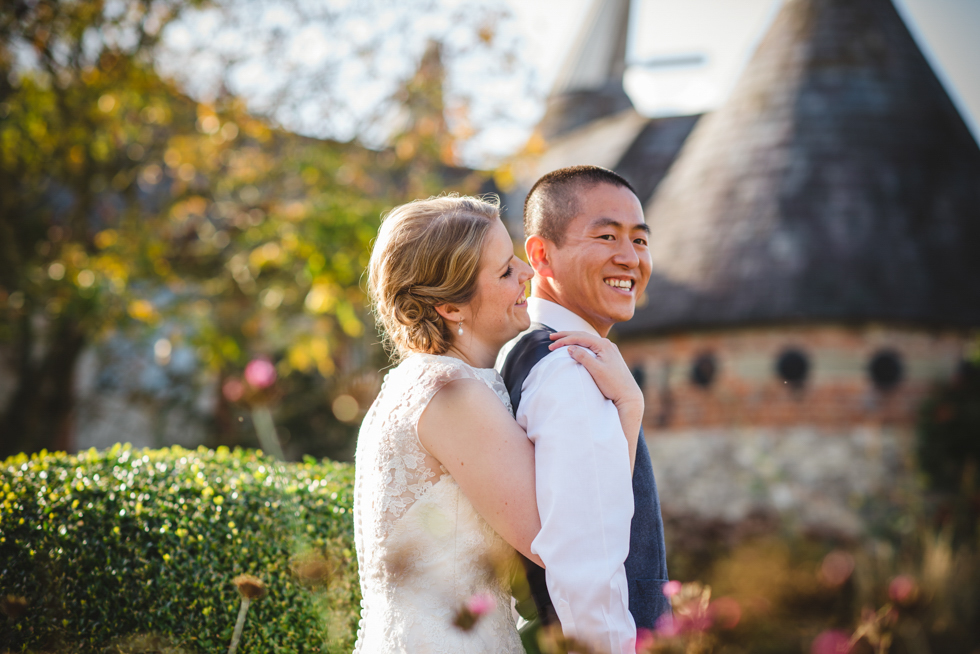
[603,277,635,292]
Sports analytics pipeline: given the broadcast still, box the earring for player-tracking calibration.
[457,320,464,336]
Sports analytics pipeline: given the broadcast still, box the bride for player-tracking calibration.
[353,195,643,653]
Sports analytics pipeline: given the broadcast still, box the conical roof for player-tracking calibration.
[622,0,980,336]
[536,0,634,141]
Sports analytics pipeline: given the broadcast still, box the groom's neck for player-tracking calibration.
[530,283,612,338]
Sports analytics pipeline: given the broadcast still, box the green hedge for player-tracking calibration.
[0,444,360,653]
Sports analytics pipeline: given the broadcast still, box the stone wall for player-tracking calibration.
[72,338,215,451]
[647,425,911,536]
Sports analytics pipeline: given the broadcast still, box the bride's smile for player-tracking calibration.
[450,218,533,360]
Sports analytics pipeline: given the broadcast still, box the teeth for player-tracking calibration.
[604,279,633,290]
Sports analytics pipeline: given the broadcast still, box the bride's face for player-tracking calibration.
[464,219,533,348]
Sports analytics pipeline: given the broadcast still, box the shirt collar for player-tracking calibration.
[527,298,600,337]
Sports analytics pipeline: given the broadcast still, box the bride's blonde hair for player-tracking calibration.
[369,194,500,360]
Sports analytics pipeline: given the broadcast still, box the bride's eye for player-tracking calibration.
[501,265,514,279]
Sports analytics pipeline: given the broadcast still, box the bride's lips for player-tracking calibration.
[515,286,528,306]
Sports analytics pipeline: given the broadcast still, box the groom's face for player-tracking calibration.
[546,183,651,335]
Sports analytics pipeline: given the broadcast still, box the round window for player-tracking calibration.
[868,348,903,391]
[690,352,718,388]
[776,348,810,387]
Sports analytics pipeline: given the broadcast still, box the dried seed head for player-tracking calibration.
[1,595,28,620]
[289,551,334,588]
[233,574,267,600]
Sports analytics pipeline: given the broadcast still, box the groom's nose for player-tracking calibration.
[612,237,640,268]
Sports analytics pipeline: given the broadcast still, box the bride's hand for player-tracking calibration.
[548,331,644,471]
[548,331,642,410]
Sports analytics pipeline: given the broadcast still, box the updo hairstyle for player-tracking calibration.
[368,194,500,360]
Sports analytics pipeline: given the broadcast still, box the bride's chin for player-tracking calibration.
[498,320,529,345]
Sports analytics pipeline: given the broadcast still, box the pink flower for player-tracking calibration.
[635,628,656,652]
[655,613,682,637]
[709,596,742,629]
[452,593,496,632]
[466,593,496,616]
[662,580,682,598]
[245,358,277,389]
[811,630,851,654]
[888,575,917,605]
[820,550,855,587]
[222,378,245,402]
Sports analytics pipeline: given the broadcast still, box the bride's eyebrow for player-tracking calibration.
[497,254,515,273]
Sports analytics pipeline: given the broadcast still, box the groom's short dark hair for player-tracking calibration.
[523,165,637,247]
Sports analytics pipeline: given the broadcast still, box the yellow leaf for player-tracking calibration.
[288,343,314,373]
[94,229,118,249]
[304,284,336,314]
[128,299,158,322]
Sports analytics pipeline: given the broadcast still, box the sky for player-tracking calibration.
[500,0,980,161]
[161,0,980,166]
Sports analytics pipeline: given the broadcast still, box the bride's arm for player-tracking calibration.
[418,378,544,567]
[547,332,644,473]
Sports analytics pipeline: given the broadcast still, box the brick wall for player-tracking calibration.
[619,325,968,432]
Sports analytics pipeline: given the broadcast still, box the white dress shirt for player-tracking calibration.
[496,298,636,654]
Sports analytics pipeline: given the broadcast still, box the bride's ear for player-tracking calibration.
[433,303,463,325]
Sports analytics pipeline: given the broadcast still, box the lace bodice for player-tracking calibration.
[352,354,524,653]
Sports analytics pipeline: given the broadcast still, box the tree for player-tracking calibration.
[0,0,497,458]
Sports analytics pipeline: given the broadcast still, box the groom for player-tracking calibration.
[497,165,670,654]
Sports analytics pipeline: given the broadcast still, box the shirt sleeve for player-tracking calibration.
[517,349,636,654]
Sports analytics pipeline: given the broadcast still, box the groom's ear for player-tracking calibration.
[525,235,555,279]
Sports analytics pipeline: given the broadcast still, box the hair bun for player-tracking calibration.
[391,290,446,354]
[367,195,500,360]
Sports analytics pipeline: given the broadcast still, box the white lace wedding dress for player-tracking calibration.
[352,353,525,654]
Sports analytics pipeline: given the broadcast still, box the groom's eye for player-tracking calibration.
[598,234,615,241]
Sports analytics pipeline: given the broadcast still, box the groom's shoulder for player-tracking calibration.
[499,324,555,373]
[497,324,563,408]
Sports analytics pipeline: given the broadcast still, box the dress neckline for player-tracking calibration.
[410,351,499,374]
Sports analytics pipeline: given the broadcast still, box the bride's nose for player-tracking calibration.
[517,259,533,283]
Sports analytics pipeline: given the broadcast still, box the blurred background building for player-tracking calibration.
[507,0,980,534]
